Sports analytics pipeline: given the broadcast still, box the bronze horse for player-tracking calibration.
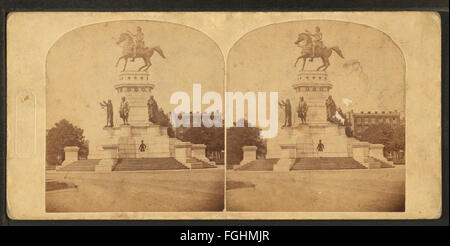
[294,33,344,71]
[115,33,166,72]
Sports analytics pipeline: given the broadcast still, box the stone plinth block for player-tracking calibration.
[240,146,257,165]
[120,124,132,136]
[191,144,214,165]
[274,144,296,171]
[175,142,192,167]
[369,144,384,160]
[95,144,119,173]
[147,125,161,136]
[159,126,168,136]
[352,142,370,168]
[60,146,79,168]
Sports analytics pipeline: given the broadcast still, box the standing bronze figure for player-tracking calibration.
[297,97,308,124]
[326,95,337,122]
[100,99,114,127]
[119,97,130,125]
[147,96,158,124]
[279,99,292,127]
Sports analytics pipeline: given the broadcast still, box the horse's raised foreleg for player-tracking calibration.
[294,56,303,67]
[122,58,128,72]
[115,56,124,67]
[302,58,307,71]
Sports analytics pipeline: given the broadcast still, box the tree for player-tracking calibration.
[226,120,266,165]
[175,112,224,156]
[46,119,89,166]
[359,123,405,153]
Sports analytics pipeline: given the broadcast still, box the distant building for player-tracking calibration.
[347,110,401,138]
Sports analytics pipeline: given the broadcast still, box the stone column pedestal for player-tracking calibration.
[59,146,79,168]
[274,144,296,171]
[239,146,257,166]
[352,142,370,168]
[192,144,215,166]
[369,144,384,160]
[175,142,193,168]
[368,143,394,167]
[95,144,119,173]
[114,71,155,125]
[292,71,332,125]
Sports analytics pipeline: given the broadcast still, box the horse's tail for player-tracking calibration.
[152,46,166,59]
[331,46,344,59]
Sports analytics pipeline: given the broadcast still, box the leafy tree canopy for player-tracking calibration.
[359,123,405,152]
[226,120,266,164]
[46,119,89,166]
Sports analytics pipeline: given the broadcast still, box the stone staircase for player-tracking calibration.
[366,156,395,169]
[235,159,279,171]
[190,157,217,169]
[291,157,367,170]
[113,157,188,171]
[57,159,100,172]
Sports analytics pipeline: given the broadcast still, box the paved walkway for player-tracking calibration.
[46,169,224,212]
[227,167,405,212]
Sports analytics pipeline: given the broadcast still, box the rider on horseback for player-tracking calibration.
[128,26,145,62]
[305,26,323,61]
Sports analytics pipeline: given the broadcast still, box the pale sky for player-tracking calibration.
[227,20,405,117]
[46,20,224,142]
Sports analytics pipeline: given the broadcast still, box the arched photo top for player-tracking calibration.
[227,20,405,113]
[46,20,225,142]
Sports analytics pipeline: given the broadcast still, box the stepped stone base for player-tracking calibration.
[266,123,351,159]
[95,159,118,173]
[235,157,369,171]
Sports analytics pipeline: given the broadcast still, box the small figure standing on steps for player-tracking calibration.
[317,139,324,152]
[119,96,130,125]
[139,140,147,152]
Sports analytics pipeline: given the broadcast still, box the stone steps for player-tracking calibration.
[367,156,394,169]
[113,157,188,171]
[235,159,279,171]
[190,157,216,168]
[57,160,100,172]
[292,157,366,170]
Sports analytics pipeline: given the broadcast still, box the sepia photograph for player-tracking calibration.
[5,12,442,220]
[226,20,406,212]
[44,20,225,212]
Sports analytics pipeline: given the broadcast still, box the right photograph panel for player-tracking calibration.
[226,20,406,212]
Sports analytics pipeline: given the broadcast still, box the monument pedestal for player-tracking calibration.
[87,71,213,171]
[273,144,296,171]
[95,144,118,173]
[265,70,392,169]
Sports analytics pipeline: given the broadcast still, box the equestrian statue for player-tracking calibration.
[294,26,344,71]
[115,26,166,72]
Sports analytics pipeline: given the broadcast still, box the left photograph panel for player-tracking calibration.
[44,20,225,212]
